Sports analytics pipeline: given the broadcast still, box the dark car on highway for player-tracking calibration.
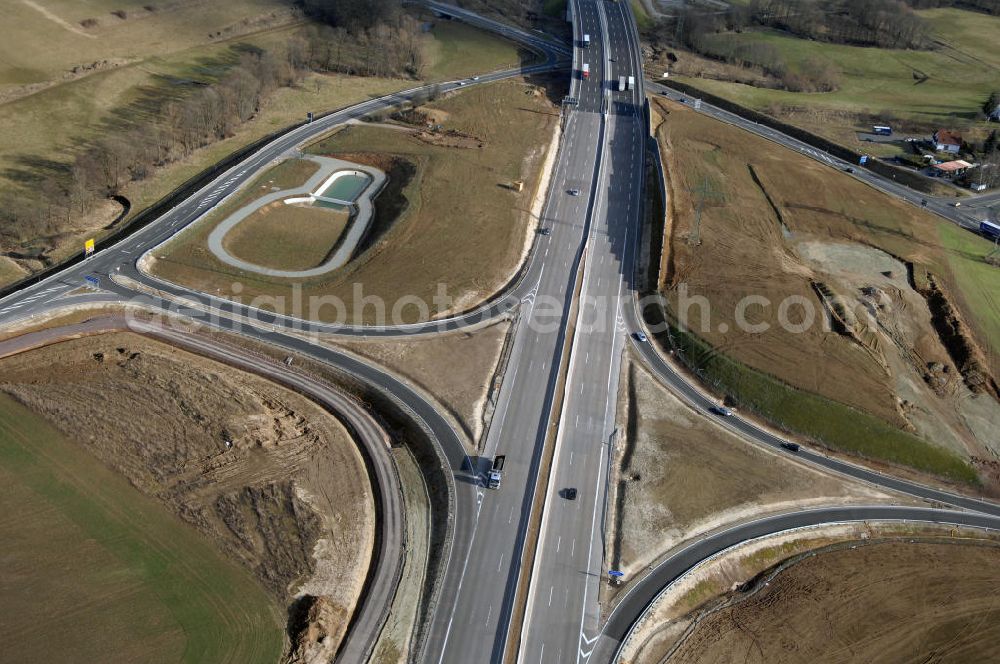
[539,227,551,236]
[563,487,578,500]
[710,406,734,417]
[781,442,801,452]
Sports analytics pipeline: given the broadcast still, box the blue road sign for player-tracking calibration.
[84,275,100,288]
[608,570,624,578]
[859,155,869,165]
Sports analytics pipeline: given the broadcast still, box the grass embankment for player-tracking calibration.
[0,393,284,664]
[938,222,1000,372]
[610,360,872,574]
[153,77,560,324]
[630,1,653,29]
[667,320,978,484]
[542,0,567,17]
[669,7,1000,153]
[0,6,531,286]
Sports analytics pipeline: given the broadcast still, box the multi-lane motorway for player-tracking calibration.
[2,2,1000,664]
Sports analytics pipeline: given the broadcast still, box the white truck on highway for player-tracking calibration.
[618,76,626,91]
[583,33,591,47]
[582,63,590,79]
[627,75,635,90]
[488,455,505,489]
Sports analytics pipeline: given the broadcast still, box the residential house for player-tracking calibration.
[933,129,963,153]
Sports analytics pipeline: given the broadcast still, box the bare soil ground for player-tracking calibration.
[0,332,375,658]
[330,320,511,451]
[151,77,562,324]
[665,540,1000,664]
[652,96,1000,480]
[607,359,889,579]
[223,201,351,272]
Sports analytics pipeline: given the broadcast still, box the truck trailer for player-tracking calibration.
[583,33,590,47]
[627,75,635,90]
[618,76,626,91]
[488,455,505,489]
[981,220,1000,240]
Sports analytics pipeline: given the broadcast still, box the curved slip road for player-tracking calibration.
[590,505,1000,664]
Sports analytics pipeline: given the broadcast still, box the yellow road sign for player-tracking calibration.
[84,238,95,256]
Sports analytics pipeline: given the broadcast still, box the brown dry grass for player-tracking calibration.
[653,96,1000,469]
[330,320,511,451]
[0,332,374,654]
[223,201,350,272]
[151,77,561,324]
[667,540,1000,664]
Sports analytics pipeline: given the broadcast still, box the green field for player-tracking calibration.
[938,222,1000,370]
[673,8,1000,150]
[0,393,284,663]
[423,20,533,80]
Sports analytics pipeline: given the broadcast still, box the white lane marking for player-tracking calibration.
[557,536,561,553]
[497,552,505,573]
[548,585,554,606]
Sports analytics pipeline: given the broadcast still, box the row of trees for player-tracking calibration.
[2,3,432,255]
[746,0,930,49]
[288,18,428,79]
[904,0,1000,13]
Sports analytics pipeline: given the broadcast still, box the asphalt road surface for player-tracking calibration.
[590,505,1000,664]
[419,3,611,662]
[518,2,646,663]
[2,3,1000,664]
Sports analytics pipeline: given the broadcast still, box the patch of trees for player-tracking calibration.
[904,0,1000,14]
[985,91,1000,116]
[663,0,932,52]
[747,0,930,49]
[288,17,428,79]
[298,0,401,31]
